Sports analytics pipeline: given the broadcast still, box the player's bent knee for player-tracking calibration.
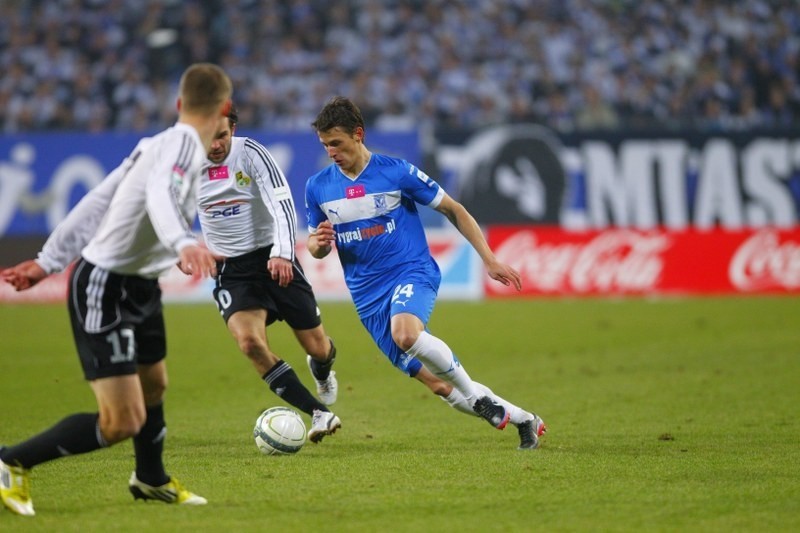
[391,330,419,352]
[236,334,266,357]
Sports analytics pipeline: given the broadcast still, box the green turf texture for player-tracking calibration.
[0,297,798,531]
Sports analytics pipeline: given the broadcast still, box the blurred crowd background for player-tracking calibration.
[1,0,798,134]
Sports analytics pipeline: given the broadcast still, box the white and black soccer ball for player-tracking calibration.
[254,407,307,455]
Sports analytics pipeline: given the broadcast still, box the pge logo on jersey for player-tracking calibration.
[204,200,245,218]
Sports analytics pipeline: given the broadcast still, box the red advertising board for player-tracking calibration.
[486,226,800,296]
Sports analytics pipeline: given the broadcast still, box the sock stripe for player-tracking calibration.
[263,361,291,385]
[95,419,109,448]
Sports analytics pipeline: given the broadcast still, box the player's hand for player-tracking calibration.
[0,260,48,291]
[486,260,522,292]
[178,251,224,276]
[268,257,294,287]
[314,221,335,246]
[178,245,217,278]
[308,221,336,258]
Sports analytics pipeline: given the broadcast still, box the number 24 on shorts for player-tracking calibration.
[392,283,414,306]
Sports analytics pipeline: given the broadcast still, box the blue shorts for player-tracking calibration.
[358,269,439,377]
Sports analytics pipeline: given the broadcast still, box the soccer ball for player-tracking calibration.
[253,407,307,455]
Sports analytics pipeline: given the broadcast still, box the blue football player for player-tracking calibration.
[305,96,546,450]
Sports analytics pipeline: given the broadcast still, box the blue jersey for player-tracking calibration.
[305,153,445,317]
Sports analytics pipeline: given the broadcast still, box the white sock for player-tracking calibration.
[472,382,532,425]
[442,383,532,425]
[407,331,479,404]
[441,389,476,417]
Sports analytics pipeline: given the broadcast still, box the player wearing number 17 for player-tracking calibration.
[305,96,546,449]
[0,63,232,516]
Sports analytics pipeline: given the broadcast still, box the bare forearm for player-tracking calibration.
[449,204,495,264]
[438,194,522,290]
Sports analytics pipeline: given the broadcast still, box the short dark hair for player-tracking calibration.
[312,96,364,135]
[228,103,239,127]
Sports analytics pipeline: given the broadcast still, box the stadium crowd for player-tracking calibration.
[1,0,798,134]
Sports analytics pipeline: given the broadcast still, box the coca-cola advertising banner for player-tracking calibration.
[487,226,800,296]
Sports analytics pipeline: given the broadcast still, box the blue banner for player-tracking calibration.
[0,130,420,236]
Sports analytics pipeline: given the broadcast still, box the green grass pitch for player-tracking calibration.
[1,297,798,531]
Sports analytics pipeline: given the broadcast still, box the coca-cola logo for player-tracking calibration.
[494,230,670,293]
[729,231,800,290]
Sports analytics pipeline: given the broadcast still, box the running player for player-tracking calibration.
[305,96,546,450]
[199,106,341,443]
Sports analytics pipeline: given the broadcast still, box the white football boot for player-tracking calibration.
[307,410,341,443]
[306,355,338,405]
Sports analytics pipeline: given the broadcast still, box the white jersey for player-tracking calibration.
[35,160,126,275]
[76,123,205,278]
[197,136,296,260]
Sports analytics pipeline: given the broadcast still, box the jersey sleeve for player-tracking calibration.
[145,133,199,253]
[305,176,326,233]
[399,161,444,208]
[35,159,126,274]
[245,139,296,261]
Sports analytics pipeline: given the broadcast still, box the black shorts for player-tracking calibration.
[68,258,166,380]
[213,247,322,330]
